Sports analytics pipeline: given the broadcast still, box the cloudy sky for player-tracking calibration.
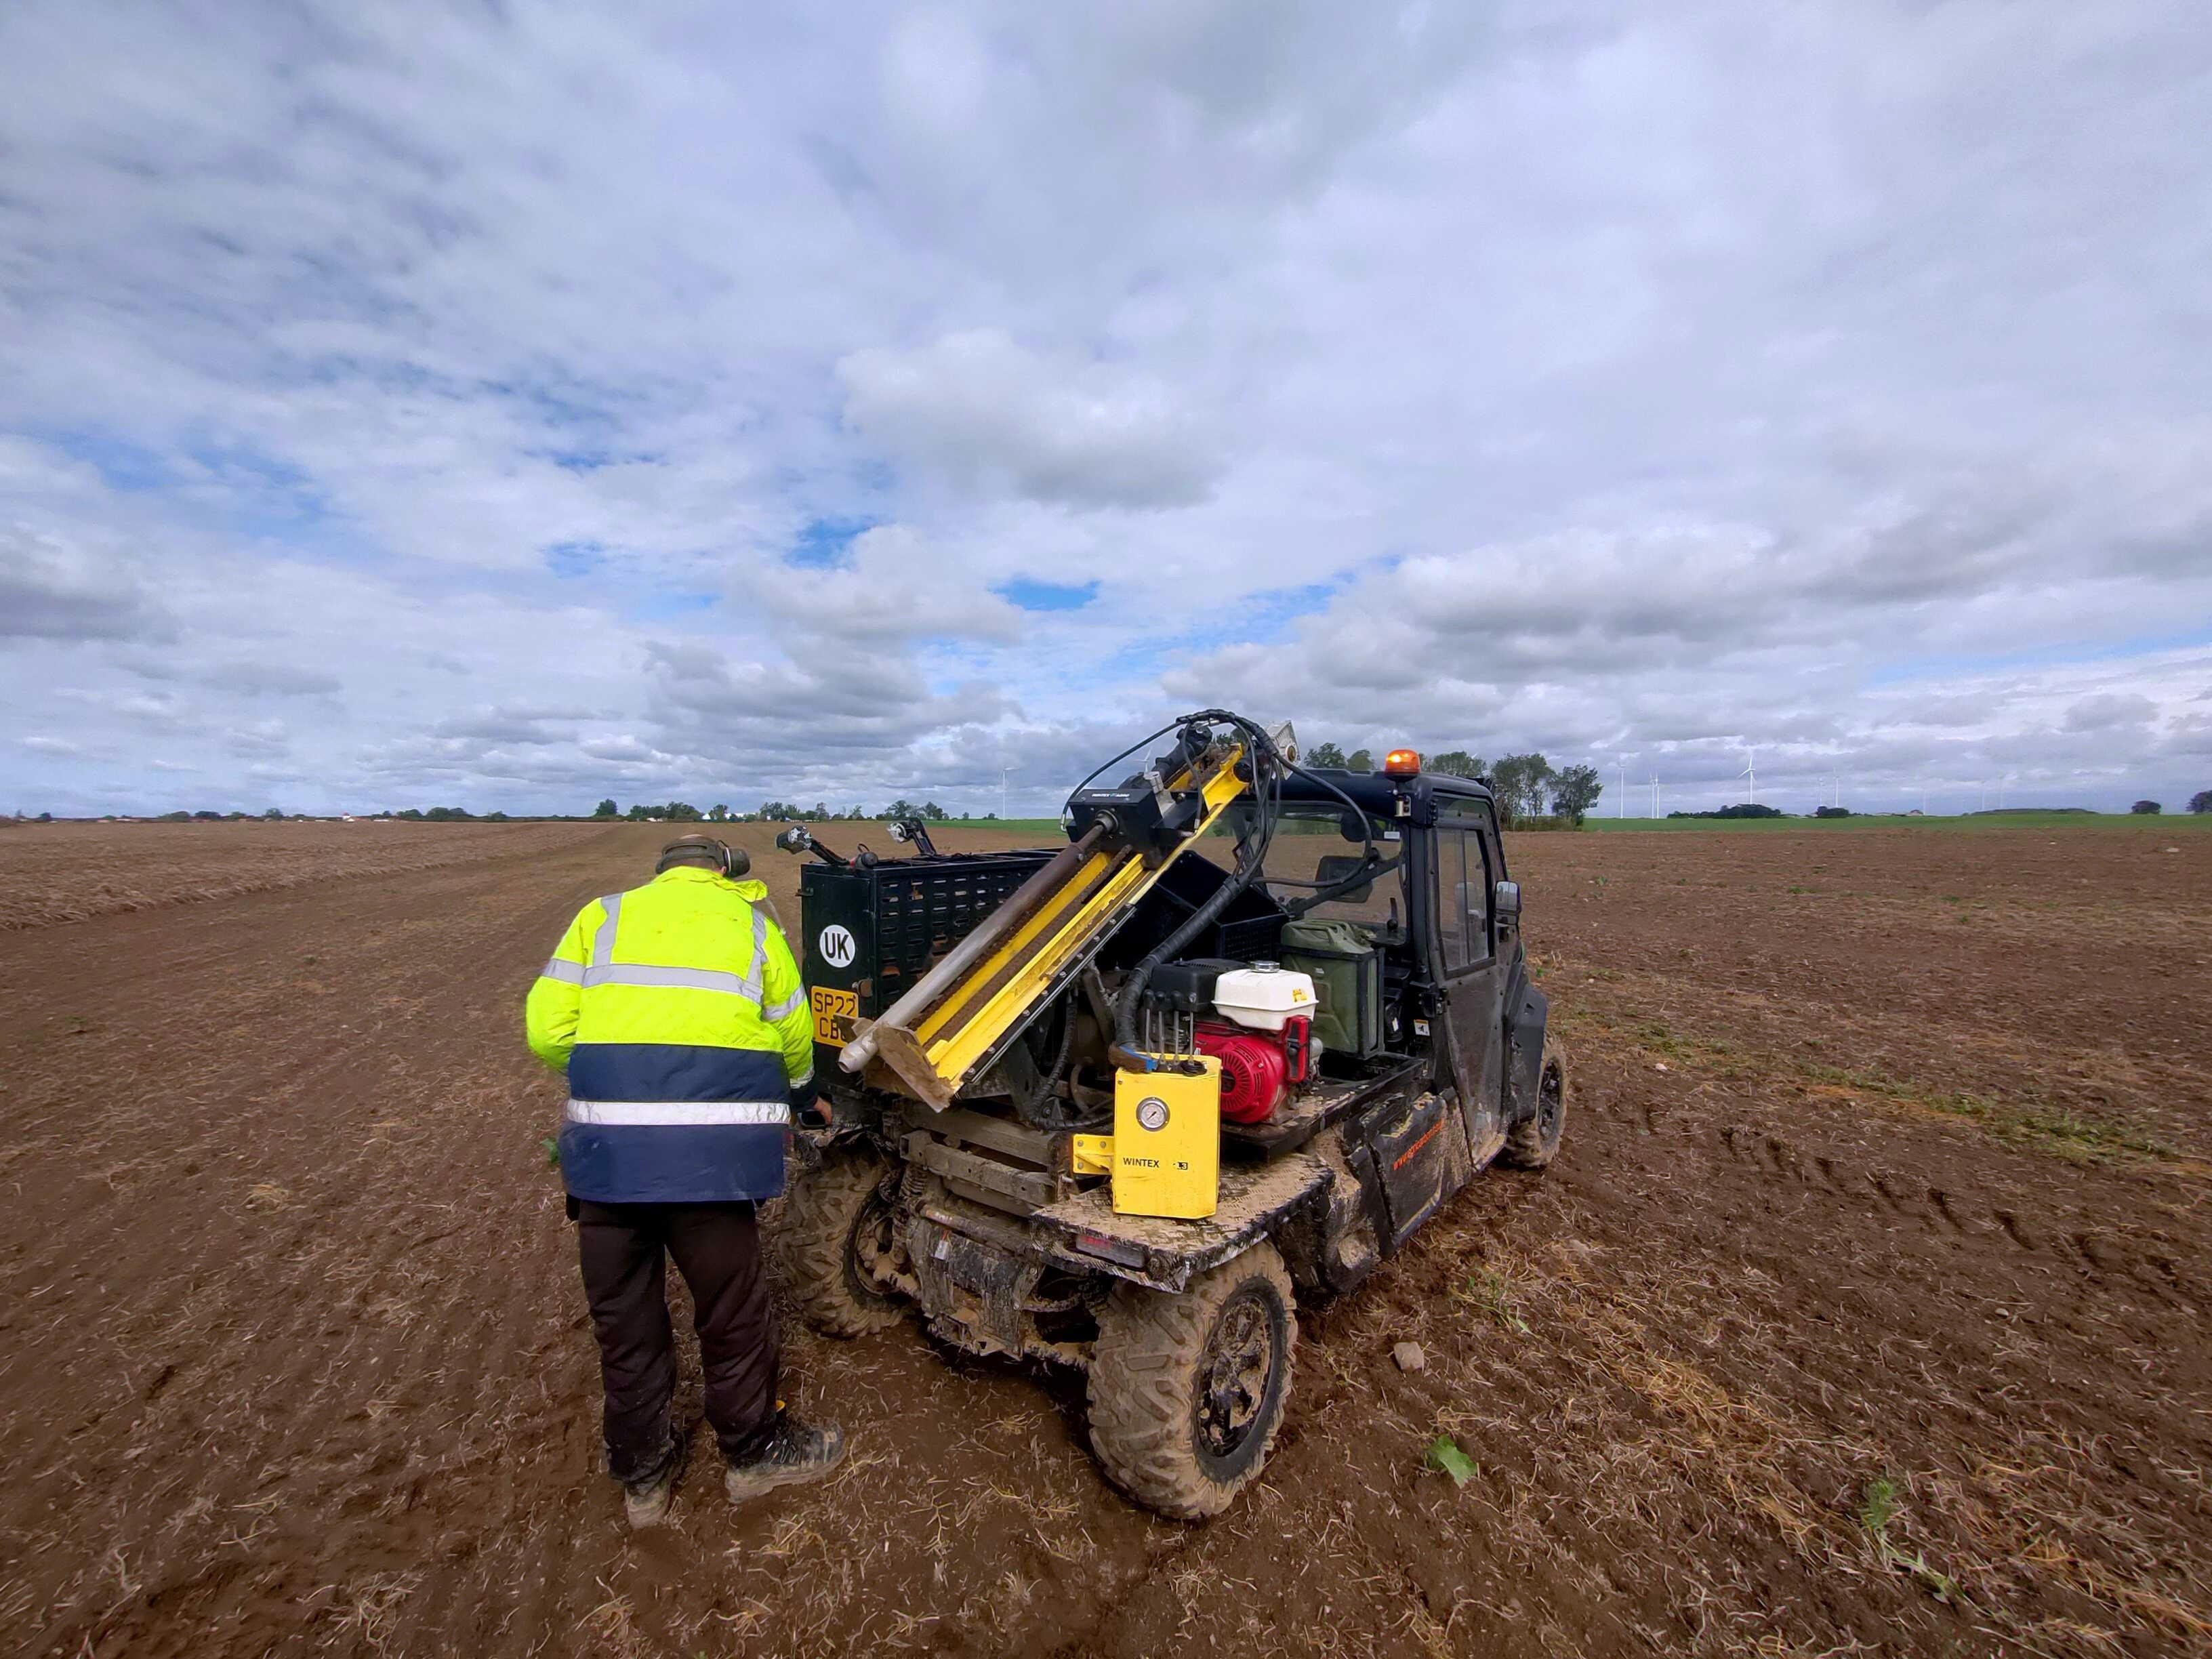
[4,1,2209,819]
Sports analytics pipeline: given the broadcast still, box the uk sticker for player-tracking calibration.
[817,924,857,968]
[811,986,859,1045]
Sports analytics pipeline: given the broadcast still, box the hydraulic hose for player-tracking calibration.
[1011,992,1086,1130]
[1107,710,1286,1073]
[1064,718,1186,801]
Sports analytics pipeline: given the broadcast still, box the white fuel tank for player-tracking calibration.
[1212,963,1317,1032]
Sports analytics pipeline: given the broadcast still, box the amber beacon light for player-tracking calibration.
[1382,748,1422,776]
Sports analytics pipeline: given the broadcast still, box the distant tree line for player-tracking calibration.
[588,798,966,823]
[1303,743,1602,826]
[36,777,2212,827]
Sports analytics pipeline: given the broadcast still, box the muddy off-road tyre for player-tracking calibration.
[1086,1241,1296,1520]
[776,1147,904,1336]
[1502,1035,1569,1169]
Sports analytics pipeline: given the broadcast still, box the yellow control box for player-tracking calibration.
[1105,1057,1221,1219]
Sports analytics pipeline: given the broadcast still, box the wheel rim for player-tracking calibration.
[844,1186,901,1304]
[1538,1059,1563,1141]
[1195,1284,1281,1462]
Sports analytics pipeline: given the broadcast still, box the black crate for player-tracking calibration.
[1097,854,1286,970]
[798,851,1059,1070]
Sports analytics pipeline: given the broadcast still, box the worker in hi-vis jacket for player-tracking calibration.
[526,834,844,1528]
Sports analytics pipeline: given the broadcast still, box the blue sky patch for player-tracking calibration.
[188,441,330,539]
[632,590,720,619]
[996,577,1101,612]
[1233,575,1351,641]
[546,541,608,579]
[790,516,876,568]
[49,429,172,492]
[544,447,620,473]
[1864,624,2212,687]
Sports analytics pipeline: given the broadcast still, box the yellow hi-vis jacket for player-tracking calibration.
[525,865,813,1203]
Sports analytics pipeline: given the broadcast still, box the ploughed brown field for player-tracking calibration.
[3,817,2207,1658]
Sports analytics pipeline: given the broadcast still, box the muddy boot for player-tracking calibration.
[621,1437,688,1530]
[723,1410,846,1505]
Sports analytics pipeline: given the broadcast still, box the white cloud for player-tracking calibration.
[837,331,1220,509]
[1,2,2209,817]
[2064,693,2158,733]
[199,662,344,698]
[758,525,1026,642]
[0,523,169,642]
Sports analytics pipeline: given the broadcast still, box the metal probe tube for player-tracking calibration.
[837,826,1105,1074]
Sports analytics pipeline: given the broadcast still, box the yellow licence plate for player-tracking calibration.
[811,986,859,1046]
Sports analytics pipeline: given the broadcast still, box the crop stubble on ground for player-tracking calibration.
[0,819,2204,1657]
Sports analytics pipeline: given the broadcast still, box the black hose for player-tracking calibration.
[1280,757,1380,867]
[1278,851,1404,917]
[1012,991,1082,1129]
[1109,711,1287,1072]
[1063,718,1185,806]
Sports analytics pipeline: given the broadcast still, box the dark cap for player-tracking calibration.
[656,834,750,878]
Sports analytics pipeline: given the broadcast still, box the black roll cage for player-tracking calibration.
[1258,769,1509,998]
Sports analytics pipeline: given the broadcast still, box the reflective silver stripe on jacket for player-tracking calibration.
[539,958,586,985]
[573,888,787,1005]
[591,893,623,966]
[579,964,764,998]
[566,1099,792,1126]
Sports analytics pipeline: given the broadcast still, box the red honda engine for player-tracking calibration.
[1195,1017,1311,1124]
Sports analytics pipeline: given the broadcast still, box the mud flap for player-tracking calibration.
[1504,979,1549,1128]
[1351,1091,1454,1255]
[903,1216,1040,1357]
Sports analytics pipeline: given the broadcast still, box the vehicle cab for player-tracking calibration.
[1209,757,1544,1155]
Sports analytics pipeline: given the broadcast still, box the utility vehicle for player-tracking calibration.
[774,712,1566,1517]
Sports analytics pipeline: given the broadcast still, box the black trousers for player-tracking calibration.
[575,1200,779,1483]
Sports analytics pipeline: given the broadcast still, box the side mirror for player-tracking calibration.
[775,825,812,855]
[1494,880,1521,928]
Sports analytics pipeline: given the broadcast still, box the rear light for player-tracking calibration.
[1383,748,1421,776]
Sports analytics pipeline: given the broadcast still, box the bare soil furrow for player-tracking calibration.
[1,821,2204,1656]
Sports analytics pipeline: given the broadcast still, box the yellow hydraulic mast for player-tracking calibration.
[841,732,1255,1110]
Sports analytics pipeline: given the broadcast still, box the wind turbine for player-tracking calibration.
[1618,762,1627,819]
[1000,766,1011,822]
[1740,746,1757,804]
[1650,775,1660,818]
